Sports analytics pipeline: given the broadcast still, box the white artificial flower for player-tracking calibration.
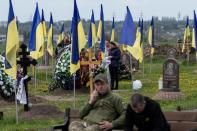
[1,86,5,90]
[7,92,11,96]
[62,81,65,84]
[4,90,7,94]
[0,81,3,85]
[133,80,142,90]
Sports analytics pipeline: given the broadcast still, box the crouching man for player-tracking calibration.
[124,93,170,131]
[69,74,125,131]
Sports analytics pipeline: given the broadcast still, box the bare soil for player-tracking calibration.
[19,104,64,120]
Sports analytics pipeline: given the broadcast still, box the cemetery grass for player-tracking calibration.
[1,56,197,130]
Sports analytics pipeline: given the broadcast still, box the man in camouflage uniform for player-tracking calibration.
[69,74,125,131]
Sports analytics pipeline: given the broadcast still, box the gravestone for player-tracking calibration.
[154,48,184,100]
[162,58,179,92]
[167,48,177,59]
[121,51,139,70]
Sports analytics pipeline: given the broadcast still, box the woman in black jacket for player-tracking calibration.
[109,41,121,90]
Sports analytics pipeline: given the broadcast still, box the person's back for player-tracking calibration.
[125,93,170,131]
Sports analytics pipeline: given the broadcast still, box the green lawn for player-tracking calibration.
[1,55,197,130]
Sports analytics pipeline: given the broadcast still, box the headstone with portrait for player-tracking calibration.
[167,48,177,59]
[162,58,179,92]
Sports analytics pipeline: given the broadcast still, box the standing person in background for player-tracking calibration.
[55,35,70,58]
[109,41,121,90]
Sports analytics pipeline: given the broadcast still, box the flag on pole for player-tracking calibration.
[87,10,96,48]
[192,10,197,58]
[70,0,86,74]
[47,13,53,57]
[97,4,105,59]
[182,16,190,52]
[57,23,65,44]
[4,0,19,79]
[28,3,45,60]
[110,17,115,41]
[148,17,155,55]
[126,18,143,63]
[119,6,136,46]
[41,9,47,38]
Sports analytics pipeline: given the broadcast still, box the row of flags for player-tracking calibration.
[181,11,197,58]
[4,0,156,78]
[192,11,197,55]
[118,6,154,63]
[4,0,55,79]
[28,3,55,60]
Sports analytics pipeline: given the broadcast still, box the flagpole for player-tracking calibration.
[186,38,190,66]
[129,54,133,84]
[34,66,37,94]
[14,82,19,124]
[52,55,54,72]
[45,49,48,81]
[73,73,76,109]
[142,56,145,78]
[142,44,144,78]
[150,54,152,73]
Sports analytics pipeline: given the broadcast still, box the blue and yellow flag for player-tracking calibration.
[41,9,47,38]
[57,23,65,44]
[97,4,105,58]
[5,0,19,79]
[182,16,190,52]
[120,6,136,46]
[192,10,197,58]
[87,10,96,48]
[70,0,86,74]
[148,17,154,55]
[127,18,143,63]
[28,3,45,60]
[110,17,115,42]
[47,13,53,57]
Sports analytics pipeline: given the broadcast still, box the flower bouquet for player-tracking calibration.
[0,55,15,98]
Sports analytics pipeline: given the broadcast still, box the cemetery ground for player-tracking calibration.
[1,55,197,130]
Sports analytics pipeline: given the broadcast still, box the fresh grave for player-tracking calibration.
[49,45,75,91]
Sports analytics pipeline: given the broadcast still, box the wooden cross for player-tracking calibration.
[80,48,101,93]
[17,43,37,111]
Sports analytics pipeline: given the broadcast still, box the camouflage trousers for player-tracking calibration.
[69,120,102,131]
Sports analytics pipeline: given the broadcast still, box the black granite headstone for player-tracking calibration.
[162,58,179,92]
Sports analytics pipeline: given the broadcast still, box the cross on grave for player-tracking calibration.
[80,48,101,93]
[17,43,37,111]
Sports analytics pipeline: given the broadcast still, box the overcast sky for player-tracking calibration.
[0,0,197,22]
